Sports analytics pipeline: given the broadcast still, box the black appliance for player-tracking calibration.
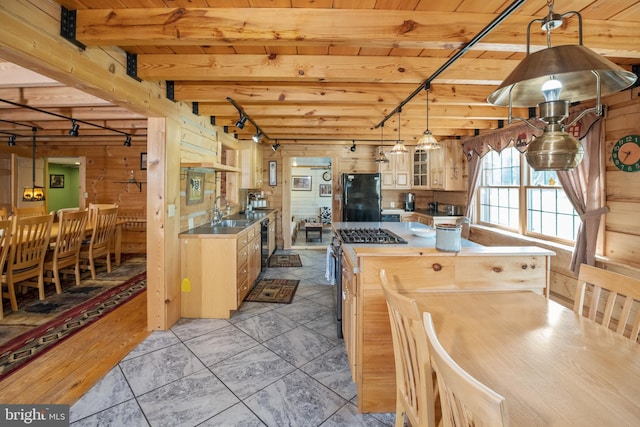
[380,214,401,222]
[330,227,407,339]
[342,173,381,222]
[260,218,270,270]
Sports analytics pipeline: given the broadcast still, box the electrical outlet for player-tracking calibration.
[168,204,176,217]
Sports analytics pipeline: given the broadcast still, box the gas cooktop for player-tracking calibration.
[337,227,408,244]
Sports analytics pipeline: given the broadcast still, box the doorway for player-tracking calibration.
[46,156,86,212]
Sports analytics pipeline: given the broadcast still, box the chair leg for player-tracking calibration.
[74,263,81,286]
[106,253,112,273]
[38,275,46,300]
[7,282,18,312]
[89,258,97,279]
[395,396,405,427]
[53,270,62,294]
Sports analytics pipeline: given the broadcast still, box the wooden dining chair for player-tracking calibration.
[44,209,89,292]
[0,207,8,220]
[423,312,508,427]
[380,269,437,427]
[80,206,118,279]
[0,214,54,312]
[574,263,640,342]
[13,205,47,218]
[0,219,13,319]
[87,203,118,225]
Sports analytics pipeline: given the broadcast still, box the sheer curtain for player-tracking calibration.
[557,113,607,276]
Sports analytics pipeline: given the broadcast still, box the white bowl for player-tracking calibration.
[410,227,436,238]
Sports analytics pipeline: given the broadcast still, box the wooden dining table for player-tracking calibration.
[412,291,640,426]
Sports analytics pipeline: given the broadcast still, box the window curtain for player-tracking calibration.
[557,112,607,276]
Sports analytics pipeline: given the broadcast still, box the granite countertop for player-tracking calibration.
[180,209,277,237]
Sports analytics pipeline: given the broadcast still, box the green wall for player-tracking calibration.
[47,163,80,213]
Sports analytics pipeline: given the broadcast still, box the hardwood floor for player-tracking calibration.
[0,291,149,404]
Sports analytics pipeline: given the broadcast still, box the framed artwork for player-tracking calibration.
[292,175,312,191]
[269,160,277,186]
[49,174,64,188]
[140,152,148,170]
[186,171,205,205]
[319,183,332,197]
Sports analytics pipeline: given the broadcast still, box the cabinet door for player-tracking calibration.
[429,147,445,189]
[394,151,411,189]
[341,254,357,380]
[412,148,429,188]
[268,218,276,257]
[248,234,262,286]
[240,141,264,188]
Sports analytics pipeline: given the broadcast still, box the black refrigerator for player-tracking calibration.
[342,173,382,221]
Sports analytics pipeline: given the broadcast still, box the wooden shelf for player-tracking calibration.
[114,180,146,192]
[180,162,241,173]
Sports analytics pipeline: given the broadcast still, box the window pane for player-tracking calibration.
[525,188,579,241]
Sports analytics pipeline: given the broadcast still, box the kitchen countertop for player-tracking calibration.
[380,208,464,217]
[180,209,277,237]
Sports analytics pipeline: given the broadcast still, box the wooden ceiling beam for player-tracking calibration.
[74,8,640,56]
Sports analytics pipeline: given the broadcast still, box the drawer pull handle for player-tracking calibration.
[432,263,442,271]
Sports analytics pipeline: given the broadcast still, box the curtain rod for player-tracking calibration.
[375,0,527,129]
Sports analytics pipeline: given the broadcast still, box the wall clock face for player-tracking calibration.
[612,135,640,172]
[322,171,332,181]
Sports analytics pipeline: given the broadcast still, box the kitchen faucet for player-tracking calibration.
[212,195,229,225]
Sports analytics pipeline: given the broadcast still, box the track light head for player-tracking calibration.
[8,135,16,146]
[235,115,248,129]
[253,131,263,143]
[69,120,79,137]
[123,135,132,147]
[350,141,356,152]
[271,141,281,151]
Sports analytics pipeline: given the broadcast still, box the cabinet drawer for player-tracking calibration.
[237,261,249,284]
[237,246,249,266]
[247,225,256,240]
[237,232,249,247]
[237,277,250,302]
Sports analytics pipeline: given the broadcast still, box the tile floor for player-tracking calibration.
[70,249,396,427]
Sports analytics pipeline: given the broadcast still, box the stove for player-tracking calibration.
[337,227,408,244]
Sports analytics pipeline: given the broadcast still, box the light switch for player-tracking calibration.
[168,204,176,217]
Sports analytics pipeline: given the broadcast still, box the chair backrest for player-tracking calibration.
[379,269,436,427]
[574,263,640,341]
[13,205,46,218]
[0,207,8,220]
[88,203,118,225]
[0,219,12,273]
[54,209,89,260]
[423,312,508,427]
[8,214,53,275]
[89,206,119,250]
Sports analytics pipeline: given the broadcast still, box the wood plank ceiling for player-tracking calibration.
[1,0,639,147]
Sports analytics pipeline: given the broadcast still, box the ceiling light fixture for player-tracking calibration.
[487,0,637,170]
[374,123,390,163]
[22,127,44,202]
[390,109,408,154]
[8,135,16,146]
[253,131,263,143]
[235,114,248,129]
[350,141,357,152]
[271,141,280,151]
[123,135,132,146]
[416,84,441,151]
[68,120,80,137]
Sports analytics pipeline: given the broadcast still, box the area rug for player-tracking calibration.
[268,254,303,268]
[244,278,299,304]
[0,272,146,381]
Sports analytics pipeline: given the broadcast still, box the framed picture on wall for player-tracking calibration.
[319,183,331,197]
[292,175,312,191]
[269,160,277,186]
[186,171,205,205]
[50,174,64,188]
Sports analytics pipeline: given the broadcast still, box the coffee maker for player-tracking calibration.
[404,192,415,212]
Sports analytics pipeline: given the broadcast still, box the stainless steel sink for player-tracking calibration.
[217,219,251,227]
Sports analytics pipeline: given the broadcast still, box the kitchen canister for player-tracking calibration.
[435,224,462,252]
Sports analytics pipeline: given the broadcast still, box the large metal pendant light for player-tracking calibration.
[416,83,441,151]
[374,123,390,163]
[390,108,408,154]
[487,0,637,170]
[22,127,45,202]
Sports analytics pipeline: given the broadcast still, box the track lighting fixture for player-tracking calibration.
[374,124,390,163]
[123,135,132,146]
[253,131,263,143]
[235,114,248,129]
[69,120,80,137]
[271,141,281,151]
[350,141,356,152]
[390,109,408,154]
[416,84,440,151]
[8,135,16,146]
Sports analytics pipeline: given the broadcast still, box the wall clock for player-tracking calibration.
[612,135,640,172]
[322,171,332,181]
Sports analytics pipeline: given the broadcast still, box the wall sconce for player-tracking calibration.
[68,120,80,137]
[487,0,637,170]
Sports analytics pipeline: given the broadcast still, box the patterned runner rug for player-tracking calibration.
[0,272,146,381]
[244,278,299,304]
[268,254,303,268]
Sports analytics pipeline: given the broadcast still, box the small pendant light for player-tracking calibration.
[374,123,390,163]
[416,84,441,151]
[390,108,408,154]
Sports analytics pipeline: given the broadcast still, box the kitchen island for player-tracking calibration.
[332,221,555,413]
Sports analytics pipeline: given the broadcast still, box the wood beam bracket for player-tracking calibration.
[126,53,142,82]
[223,126,229,134]
[210,116,216,126]
[632,65,640,89]
[192,102,199,115]
[498,120,504,128]
[166,81,175,101]
[59,7,86,50]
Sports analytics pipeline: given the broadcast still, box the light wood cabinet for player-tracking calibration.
[411,148,430,189]
[240,140,263,188]
[429,140,466,191]
[341,251,357,381]
[379,148,411,189]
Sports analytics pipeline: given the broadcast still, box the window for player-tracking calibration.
[478,145,580,242]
